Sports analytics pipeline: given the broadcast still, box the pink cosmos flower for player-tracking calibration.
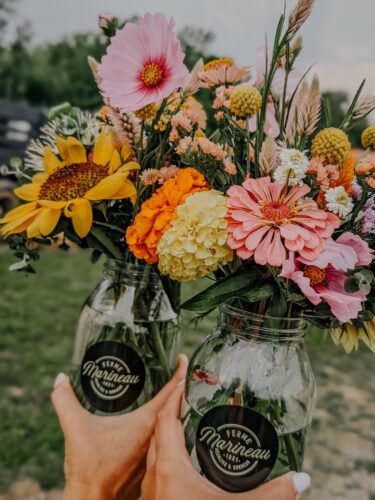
[280,233,374,322]
[226,177,340,267]
[98,13,189,112]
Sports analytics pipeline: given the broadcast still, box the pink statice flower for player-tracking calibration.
[197,137,227,161]
[280,233,374,322]
[308,158,339,191]
[226,177,340,267]
[98,13,189,111]
[158,165,178,184]
[224,159,237,175]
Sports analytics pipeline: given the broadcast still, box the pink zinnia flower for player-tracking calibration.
[98,13,189,112]
[226,177,340,267]
[199,64,251,89]
[280,233,373,322]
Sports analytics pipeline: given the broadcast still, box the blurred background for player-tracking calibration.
[0,1,374,499]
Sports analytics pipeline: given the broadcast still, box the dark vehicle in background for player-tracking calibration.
[0,99,46,218]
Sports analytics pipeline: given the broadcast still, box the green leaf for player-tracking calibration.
[268,288,288,316]
[180,269,273,312]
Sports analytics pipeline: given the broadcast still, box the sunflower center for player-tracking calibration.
[262,201,293,224]
[303,265,327,286]
[141,63,164,87]
[39,162,108,201]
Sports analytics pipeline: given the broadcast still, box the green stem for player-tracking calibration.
[90,226,123,260]
[283,432,301,472]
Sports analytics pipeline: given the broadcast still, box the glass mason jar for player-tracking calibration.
[71,259,180,415]
[182,304,316,493]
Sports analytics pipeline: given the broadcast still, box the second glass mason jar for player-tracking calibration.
[71,258,180,415]
[182,303,316,493]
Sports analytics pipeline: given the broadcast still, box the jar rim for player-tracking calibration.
[219,303,306,340]
[104,258,161,285]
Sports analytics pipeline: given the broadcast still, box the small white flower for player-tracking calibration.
[274,163,307,186]
[279,148,309,169]
[325,186,354,218]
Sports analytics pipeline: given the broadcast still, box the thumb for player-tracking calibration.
[235,472,311,500]
[51,373,86,435]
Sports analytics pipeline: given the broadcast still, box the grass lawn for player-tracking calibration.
[0,249,373,491]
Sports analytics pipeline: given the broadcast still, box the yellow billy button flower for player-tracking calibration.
[229,86,262,118]
[0,131,139,239]
[361,124,375,150]
[311,127,351,165]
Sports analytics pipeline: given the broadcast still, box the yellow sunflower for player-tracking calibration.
[0,131,139,239]
[330,318,375,354]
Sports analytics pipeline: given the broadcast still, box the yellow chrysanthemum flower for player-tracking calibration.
[229,86,262,118]
[0,131,139,239]
[311,127,351,165]
[157,190,233,282]
[330,318,375,354]
[361,125,375,150]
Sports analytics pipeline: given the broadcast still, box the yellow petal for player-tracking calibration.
[109,149,122,174]
[64,199,93,238]
[121,145,133,163]
[37,207,62,236]
[56,136,87,164]
[0,202,38,224]
[118,161,141,173]
[1,208,41,236]
[26,216,42,238]
[110,179,138,200]
[85,173,127,201]
[38,200,67,209]
[65,137,87,164]
[32,173,49,184]
[14,183,40,201]
[93,131,114,166]
[43,146,64,174]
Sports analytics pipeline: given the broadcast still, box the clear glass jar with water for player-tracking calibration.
[182,303,316,492]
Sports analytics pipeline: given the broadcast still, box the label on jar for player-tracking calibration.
[196,405,278,492]
[80,340,145,412]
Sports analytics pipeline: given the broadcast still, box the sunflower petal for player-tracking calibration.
[14,183,40,201]
[121,145,133,163]
[65,137,87,164]
[0,202,38,224]
[1,208,41,236]
[38,200,67,209]
[32,173,49,184]
[93,131,115,166]
[85,173,128,201]
[110,179,138,200]
[109,149,122,174]
[43,146,64,174]
[37,207,62,236]
[26,216,42,238]
[66,199,93,238]
[118,161,141,173]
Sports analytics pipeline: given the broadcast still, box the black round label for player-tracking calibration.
[196,405,278,492]
[80,341,146,413]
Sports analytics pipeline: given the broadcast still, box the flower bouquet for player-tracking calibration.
[2,0,375,490]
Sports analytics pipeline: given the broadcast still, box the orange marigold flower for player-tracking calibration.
[125,167,209,263]
[318,152,355,208]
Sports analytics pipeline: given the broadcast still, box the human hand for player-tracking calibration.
[142,384,311,500]
[51,354,188,500]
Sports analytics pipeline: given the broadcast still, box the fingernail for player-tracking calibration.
[54,372,66,388]
[292,472,311,494]
[179,353,189,364]
[177,378,186,387]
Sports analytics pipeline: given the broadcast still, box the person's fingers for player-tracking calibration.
[146,435,156,471]
[234,472,311,500]
[154,384,189,461]
[138,353,188,415]
[51,373,86,435]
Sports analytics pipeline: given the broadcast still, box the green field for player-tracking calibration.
[0,249,372,491]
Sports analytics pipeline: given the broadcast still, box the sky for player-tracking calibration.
[15,0,375,98]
